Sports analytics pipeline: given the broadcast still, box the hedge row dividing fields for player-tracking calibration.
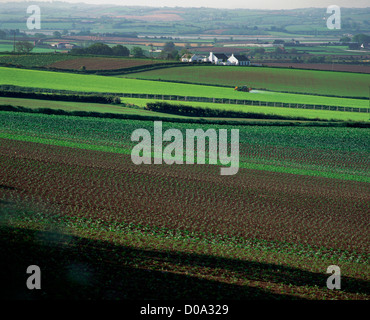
[1,67,369,110]
[1,85,368,114]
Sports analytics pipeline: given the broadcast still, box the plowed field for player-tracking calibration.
[48,57,161,70]
[1,138,368,254]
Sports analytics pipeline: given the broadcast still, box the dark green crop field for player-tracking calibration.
[123,65,370,98]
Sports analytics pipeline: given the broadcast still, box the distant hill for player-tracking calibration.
[0,2,369,37]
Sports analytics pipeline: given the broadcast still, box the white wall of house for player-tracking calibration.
[182,52,251,65]
[228,54,250,66]
[208,52,217,64]
[189,54,205,62]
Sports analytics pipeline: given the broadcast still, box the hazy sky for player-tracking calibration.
[2,0,370,10]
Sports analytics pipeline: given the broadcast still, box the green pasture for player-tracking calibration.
[0,67,369,112]
[120,97,369,122]
[0,44,63,53]
[122,65,370,99]
[0,96,178,118]
[2,95,367,122]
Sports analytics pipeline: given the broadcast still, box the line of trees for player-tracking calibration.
[145,101,313,121]
[0,90,121,104]
[70,43,132,56]
[70,42,147,58]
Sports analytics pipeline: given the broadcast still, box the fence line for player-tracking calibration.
[0,85,368,113]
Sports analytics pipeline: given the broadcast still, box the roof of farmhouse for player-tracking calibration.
[212,53,229,60]
[232,54,250,61]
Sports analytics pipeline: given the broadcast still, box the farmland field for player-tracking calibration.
[0,54,77,67]
[0,67,369,112]
[1,95,368,122]
[120,97,369,122]
[0,111,369,300]
[122,65,370,98]
[0,49,369,302]
[260,63,370,74]
[47,57,166,70]
[0,96,179,118]
[0,54,167,70]
[1,0,370,304]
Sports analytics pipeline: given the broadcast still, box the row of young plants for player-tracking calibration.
[1,136,368,265]
[1,109,368,182]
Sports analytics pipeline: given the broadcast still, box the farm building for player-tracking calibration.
[181,54,207,63]
[50,42,79,50]
[228,54,250,66]
[208,52,229,65]
[182,52,250,66]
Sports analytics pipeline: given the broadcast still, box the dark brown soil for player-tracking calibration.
[0,138,368,254]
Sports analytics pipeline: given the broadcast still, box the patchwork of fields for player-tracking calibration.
[0,67,369,118]
[123,65,370,98]
[0,62,369,300]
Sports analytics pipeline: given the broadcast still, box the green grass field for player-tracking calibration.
[0,97,163,117]
[1,95,368,122]
[120,97,369,122]
[122,65,370,98]
[0,67,369,111]
[0,44,63,53]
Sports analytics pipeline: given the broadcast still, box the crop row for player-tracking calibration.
[0,111,369,181]
[1,138,369,260]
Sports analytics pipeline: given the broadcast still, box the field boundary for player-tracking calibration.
[1,85,368,114]
[2,104,369,128]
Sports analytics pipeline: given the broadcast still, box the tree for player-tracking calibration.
[112,45,130,57]
[53,31,62,38]
[340,36,351,43]
[0,30,6,39]
[15,41,34,53]
[86,43,113,55]
[132,46,144,58]
[251,47,265,55]
[352,34,370,44]
[163,41,176,53]
[34,33,47,39]
[274,46,285,54]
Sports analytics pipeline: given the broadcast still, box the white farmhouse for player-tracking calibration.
[208,52,229,65]
[181,54,207,63]
[189,54,206,62]
[228,54,250,66]
[181,53,192,62]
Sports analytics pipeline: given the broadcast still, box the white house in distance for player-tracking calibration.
[181,53,207,63]
[228,54,251,66]
[182,52,251,66]
[208,52,229,65]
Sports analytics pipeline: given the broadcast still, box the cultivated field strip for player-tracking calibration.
[1,85,368,113]
[1,67,369,110]
[1,138,369,257]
